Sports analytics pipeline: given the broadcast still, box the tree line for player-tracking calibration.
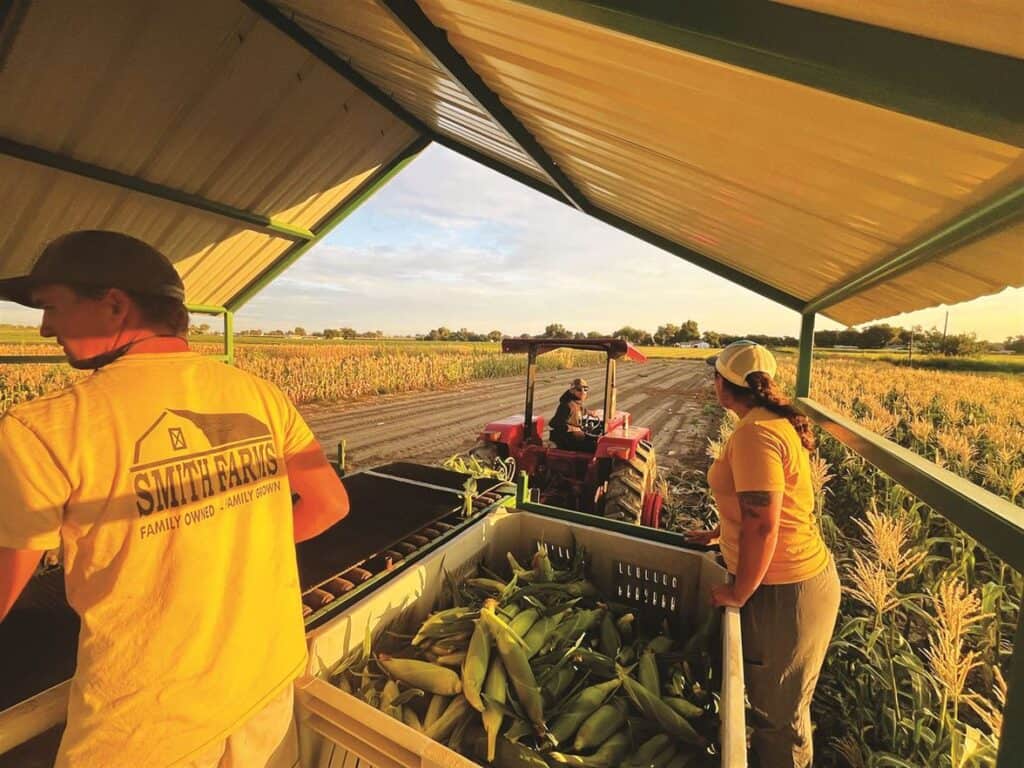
[190,321,1023,356]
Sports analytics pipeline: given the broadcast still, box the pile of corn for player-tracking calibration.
[328,544,721,767]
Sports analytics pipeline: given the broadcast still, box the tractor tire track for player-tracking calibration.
[298,360,716,477]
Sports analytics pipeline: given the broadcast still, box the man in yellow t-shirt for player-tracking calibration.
[0,231,350,767]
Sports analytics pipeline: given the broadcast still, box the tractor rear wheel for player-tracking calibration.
[603,440,658,524]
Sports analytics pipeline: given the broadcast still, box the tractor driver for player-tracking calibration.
[549,377,598,452]
[0,231,350,768]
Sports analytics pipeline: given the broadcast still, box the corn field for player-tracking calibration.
[0,341,601,412]
[702,359,1022,767]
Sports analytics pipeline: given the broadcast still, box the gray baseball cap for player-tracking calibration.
[0,230,185,307]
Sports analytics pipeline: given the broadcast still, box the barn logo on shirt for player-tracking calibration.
[130,410,282,518]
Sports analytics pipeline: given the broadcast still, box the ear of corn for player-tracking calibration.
[663,696,703,720]
[625,733,673,768]
[548,729,631,767]
[599,611,621,657]
[425,693,450,728]
[425,695,472,741]
[638,650,660,695]
[573,698,628,751]
[378,656,462,695]
[619,670,705,747]
[509,607,540,639]
[549,678,621,746]
[462,620,491,711]
[482,656,508,761]
[481,600,547,733]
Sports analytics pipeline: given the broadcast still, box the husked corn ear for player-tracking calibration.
[377,656,462,696]
[573,698,628,751]
[548,729,630,767]
[462,620,491,712]
[482,656,508,761]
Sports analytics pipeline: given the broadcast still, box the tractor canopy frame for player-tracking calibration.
[500,337,647,442]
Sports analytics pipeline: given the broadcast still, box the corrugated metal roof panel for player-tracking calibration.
[271,0,550,185]
[0,155,294,308]
[418,0,1024,324]
[0,0,419,308]
[829,221,1024,325]
[776,0,1024,59]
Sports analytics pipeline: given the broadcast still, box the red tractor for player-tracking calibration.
[470,338,663,526]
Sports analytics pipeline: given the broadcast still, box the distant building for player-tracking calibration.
[674,341,710,349]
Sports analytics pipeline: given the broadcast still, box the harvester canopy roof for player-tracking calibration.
[0,0,1021,323]
[501,337,646,362]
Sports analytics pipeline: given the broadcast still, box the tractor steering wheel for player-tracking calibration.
[581,414,604,437]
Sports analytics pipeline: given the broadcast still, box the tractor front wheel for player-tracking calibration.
[602,440,658,524]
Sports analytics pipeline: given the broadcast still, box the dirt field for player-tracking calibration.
[299,359,717,476]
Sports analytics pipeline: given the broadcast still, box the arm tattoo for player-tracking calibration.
[737,491,772,518]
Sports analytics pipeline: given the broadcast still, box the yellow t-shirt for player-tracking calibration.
[0,352,313,767]
[707,407,829,585]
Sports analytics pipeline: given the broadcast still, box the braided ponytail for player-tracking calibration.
[744,372,815,451]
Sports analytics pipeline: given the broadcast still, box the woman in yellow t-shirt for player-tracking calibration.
[686,340,840,768]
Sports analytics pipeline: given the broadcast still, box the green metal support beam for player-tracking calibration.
[226,135,431,312]
[795,313,815,397]
[186,304,234,364]
[797,397,1024,572]
[804,183,1024,314]
[511,0,1024,146]
[0,138,316,242]
[379,0,590,211]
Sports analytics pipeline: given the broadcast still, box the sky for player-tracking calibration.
[2,144,1021,341]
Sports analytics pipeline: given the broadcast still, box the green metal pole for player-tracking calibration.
[224,310,234,365]
[795,312,815,398]
[997,605,1024,767]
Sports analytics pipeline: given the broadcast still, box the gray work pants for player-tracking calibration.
[741,558,841,768]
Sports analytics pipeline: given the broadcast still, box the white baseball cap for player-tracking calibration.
[706,340,777,388]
